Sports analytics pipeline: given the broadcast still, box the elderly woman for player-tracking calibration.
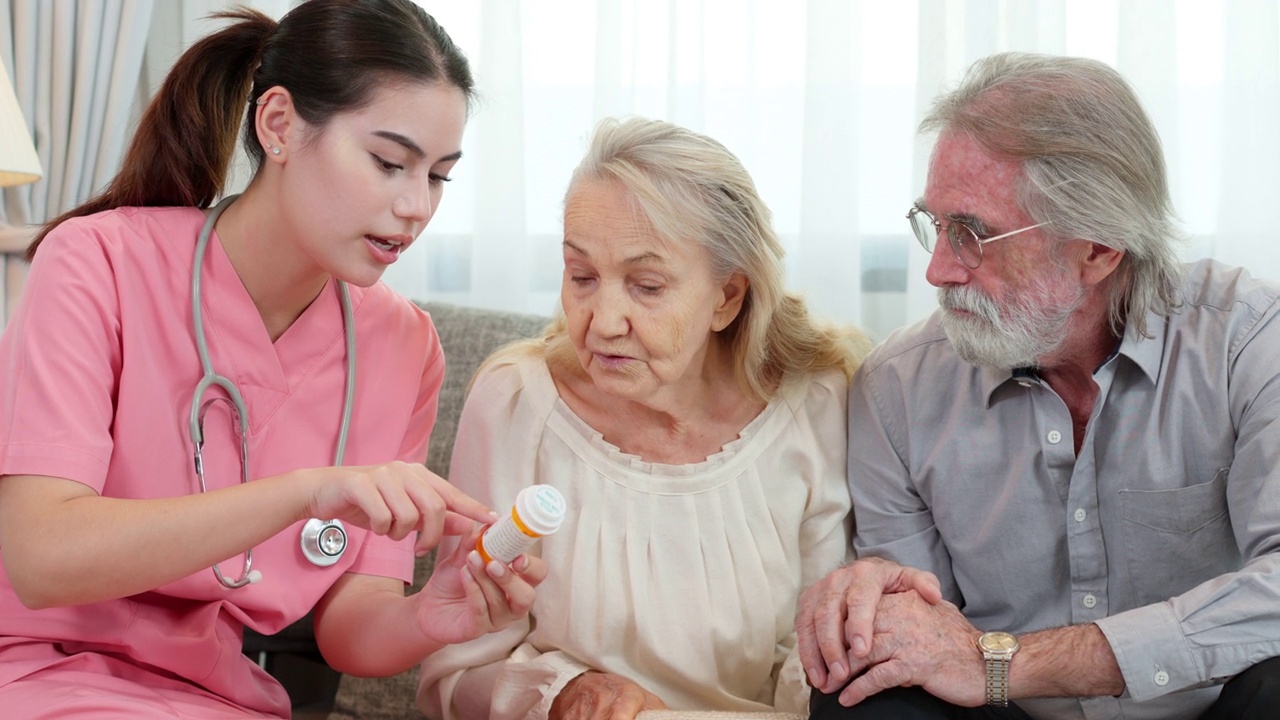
[417,117,868,720]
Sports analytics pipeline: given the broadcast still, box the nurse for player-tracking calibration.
[0,1,543,717]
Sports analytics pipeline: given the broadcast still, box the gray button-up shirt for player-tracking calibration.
[849,259,1280,720]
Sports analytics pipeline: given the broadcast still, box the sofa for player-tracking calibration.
[259,301,802,720]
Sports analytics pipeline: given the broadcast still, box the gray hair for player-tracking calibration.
[554,117,866,400]
[922,51,1184,337]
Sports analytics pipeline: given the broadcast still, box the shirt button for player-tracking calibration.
[1047,430,1062,444]
[1074,508,1087,523]
[1082,593,1097,608]
[1154,670,1170,686]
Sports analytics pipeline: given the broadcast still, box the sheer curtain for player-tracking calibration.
[0,0,154,230]
[388,0,1280,341]
[0,0,155,323]
[7,1,1280,339]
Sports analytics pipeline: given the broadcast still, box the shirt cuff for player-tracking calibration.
[1095,601,1199,701]
[491,646,592,720]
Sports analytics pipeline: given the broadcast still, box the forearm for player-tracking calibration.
[314,574,443,676]
[0,472,312,608]
[1011,623,1124,700]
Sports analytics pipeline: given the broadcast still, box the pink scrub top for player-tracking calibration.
[0,207,445,717]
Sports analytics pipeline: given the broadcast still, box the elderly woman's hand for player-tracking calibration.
[550,671,668,720]
[413,525,547,645]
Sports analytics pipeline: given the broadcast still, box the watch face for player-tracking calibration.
[979,631,1019,653]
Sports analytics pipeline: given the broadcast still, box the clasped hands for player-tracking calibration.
[795,556,989,708]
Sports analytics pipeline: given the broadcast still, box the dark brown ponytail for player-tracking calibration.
[27,8,275,259]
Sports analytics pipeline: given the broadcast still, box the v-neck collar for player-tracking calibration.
[198,227,350,432]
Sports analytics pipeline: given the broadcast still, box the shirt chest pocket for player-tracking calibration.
[1118,468,1241,607]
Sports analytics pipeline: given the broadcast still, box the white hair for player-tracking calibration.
[922,52,1184,337]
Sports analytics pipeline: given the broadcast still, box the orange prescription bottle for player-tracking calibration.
[477,485,566,564]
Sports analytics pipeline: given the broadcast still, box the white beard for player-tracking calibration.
[938,272,1085,369]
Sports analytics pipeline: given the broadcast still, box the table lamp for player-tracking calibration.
[0,57,41,188]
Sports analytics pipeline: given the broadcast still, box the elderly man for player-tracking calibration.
[796,52,1280,720]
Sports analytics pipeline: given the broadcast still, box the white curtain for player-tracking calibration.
[8,0,1280,340]
[0,0,154,324]
[383,0,1280,341]
[0,0,155,230]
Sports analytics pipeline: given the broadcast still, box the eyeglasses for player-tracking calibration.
[907,204,1044,269]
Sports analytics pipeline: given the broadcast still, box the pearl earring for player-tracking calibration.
[266,145,281,156]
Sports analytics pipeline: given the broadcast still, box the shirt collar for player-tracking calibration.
[980,363,1025,405]
[979,309,1167,406]
[1116,309,1167,385]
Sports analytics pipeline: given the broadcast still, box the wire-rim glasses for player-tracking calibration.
[907,204,1045,269]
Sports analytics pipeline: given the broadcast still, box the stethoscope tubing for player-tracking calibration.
[189,195,355,589]
[190,197,251,449]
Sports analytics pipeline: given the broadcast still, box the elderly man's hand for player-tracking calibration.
[837,590,985,707]
[795,556,943,693]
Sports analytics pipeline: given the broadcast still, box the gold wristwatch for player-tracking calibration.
[977,631,1019,706]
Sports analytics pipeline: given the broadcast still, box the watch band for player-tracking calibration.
[984,653,1012,706]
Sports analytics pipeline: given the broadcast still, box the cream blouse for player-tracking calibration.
[417,354,852,720]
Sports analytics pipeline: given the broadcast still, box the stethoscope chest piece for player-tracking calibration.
[300,518,348,567]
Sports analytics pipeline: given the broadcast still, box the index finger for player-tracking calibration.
[419,468,497,524]
[443,510,483,538]
[897,566,943,604]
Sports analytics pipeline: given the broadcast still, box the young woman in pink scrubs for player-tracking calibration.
[0,1,544,717]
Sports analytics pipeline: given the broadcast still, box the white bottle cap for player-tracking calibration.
[515,485,566,536]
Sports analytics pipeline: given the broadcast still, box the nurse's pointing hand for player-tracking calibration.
[300,462,497,555]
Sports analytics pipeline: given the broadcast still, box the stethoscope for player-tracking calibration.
[191,195,353,589]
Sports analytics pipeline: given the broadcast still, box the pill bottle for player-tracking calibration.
[477,484,566,564]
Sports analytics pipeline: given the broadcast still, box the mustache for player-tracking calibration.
[938,285,1003,326]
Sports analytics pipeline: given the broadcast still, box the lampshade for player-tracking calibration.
[0,57,41,188]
